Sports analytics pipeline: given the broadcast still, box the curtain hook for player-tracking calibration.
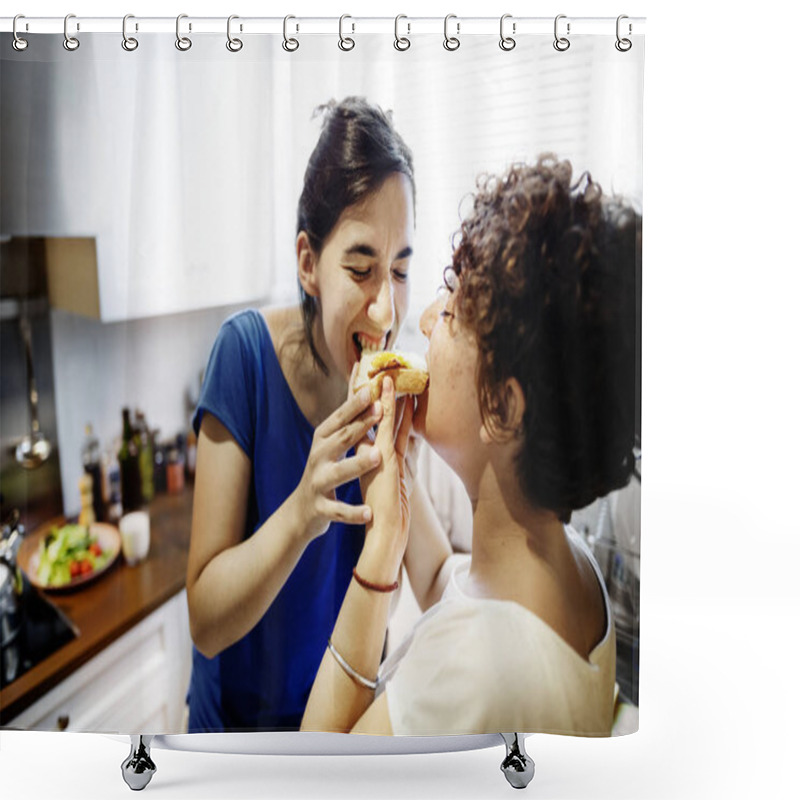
[282,15,299,52]
[12,14,29,51]
[615,15,632,52]
[176,13,192,51]
[553,14,570,52]
[338,14,355,51]
[226,15,243,52]
[499,14,516,51]
[63,13,80,51]
[394,14,410,51]
[443,14,460,51]
[122,14,139,51]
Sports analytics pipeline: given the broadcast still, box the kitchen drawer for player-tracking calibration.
[8,591,190,733]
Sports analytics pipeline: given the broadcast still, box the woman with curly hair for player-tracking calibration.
[300,155,641,736]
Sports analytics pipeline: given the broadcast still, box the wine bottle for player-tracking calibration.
[81,422,105,522]
[119,408,142,512]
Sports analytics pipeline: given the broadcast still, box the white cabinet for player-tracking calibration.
[9,590,192,734]
[2,51,279,323]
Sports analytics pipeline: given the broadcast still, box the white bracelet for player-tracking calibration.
[327,638,378,691]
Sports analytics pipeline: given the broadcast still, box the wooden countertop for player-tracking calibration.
[1,489,193,723]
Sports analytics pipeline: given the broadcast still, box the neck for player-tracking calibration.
[466,463,568,600]
[276,307,348,427]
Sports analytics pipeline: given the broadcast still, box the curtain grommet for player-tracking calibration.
[121,14,138,51]
[226,15,243,52]
[63,13,80,51]
[338,15,355,51]
[12,15,29,51]
[394,15,411,51]
[499,14,516,51]
[444,14,460,51]
[282,15,299,52]
[553,14,571,52]
[176,13,192,51]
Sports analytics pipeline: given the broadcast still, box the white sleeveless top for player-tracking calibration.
[378,528,616,736]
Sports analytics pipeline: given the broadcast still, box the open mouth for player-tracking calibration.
[353,332,388,357]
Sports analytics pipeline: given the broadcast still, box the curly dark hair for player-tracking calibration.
[297,97,415,374]
[450,156,641,520]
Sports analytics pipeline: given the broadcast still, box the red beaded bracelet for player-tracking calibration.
[352,567,399,593]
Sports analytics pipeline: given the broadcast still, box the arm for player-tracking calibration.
[404,474,458,612]
[301,379,411,734]
[186,413,310,657]
[187,385,382,658]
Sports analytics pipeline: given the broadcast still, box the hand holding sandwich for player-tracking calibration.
[356,376,416,584]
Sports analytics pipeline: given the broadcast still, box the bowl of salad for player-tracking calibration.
[18,521,121,591]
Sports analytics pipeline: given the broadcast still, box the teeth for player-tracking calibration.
[356,333,385,354]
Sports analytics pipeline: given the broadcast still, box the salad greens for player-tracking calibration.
[36,524,110,587]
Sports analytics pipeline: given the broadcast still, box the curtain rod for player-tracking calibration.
[1,16,646,37]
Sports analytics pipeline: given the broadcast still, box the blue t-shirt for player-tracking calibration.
[187,309,365,732]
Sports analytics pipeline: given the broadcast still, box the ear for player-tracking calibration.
[478,377,526,445]
[297,231,320,297]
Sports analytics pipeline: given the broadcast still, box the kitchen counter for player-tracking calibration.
[0,489,193,723]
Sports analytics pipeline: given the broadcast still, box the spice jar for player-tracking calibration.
[166,446,185,495]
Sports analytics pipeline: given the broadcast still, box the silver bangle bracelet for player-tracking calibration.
[327,638,378,691]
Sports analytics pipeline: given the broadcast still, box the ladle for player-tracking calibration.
[14,313,52,470]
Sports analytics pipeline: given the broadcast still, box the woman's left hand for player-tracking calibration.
[357,377,414,576]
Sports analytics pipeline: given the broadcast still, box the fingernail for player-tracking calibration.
[358,387,371,403]
[363,507,372,522]
[370,446,381,465]
[372,401,382,416]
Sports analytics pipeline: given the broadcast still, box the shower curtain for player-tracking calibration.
[0,16,644,740]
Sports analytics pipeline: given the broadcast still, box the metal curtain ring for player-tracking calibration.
[443,14,460,51]
[553,14,570,51]
[394,15,410,51]
[499,14,516,51]
[226,15,243,52]
[122,14,138,51]
[176,14,192,51]
[615,15,632,52]
[63,13,80,51]
[338,15,355,51]
[282,15,299,51]
[12,15,29,51]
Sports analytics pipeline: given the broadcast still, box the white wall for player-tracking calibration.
[52,301,255,515]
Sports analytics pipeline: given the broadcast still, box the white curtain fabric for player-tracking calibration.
[2,31,643,329]
[1,26,643,520]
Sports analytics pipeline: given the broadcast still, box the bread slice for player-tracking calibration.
[353,350,429,402]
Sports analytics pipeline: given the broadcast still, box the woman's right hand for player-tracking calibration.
[294,382,384,541]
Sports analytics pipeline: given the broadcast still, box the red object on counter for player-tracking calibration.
[166,453,185,494]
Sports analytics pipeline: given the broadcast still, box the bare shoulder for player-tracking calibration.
[260,305,301,344]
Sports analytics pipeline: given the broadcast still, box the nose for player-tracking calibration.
[368,277,395,332]
[419,299,439,339]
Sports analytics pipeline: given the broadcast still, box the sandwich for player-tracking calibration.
[353,349,429,402]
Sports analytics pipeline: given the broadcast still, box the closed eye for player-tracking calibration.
[345,266,371,280]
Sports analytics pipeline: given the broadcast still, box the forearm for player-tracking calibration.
[301,529,402,733]
[188,491,310,658]
[404,481,454,611]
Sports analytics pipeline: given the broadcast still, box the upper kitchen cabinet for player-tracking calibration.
[1,38,291,321]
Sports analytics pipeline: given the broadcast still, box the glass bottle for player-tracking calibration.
[81,423,105,522]
[135,409,155,503]
[118,408,142,512]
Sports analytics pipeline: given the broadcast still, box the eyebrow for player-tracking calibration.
[343,244,413,261]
